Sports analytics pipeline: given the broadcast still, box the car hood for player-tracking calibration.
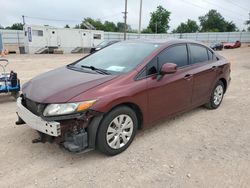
[22,66,117,103]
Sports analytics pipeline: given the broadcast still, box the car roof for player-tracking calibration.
[122,38,205,46]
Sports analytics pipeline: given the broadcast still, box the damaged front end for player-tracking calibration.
[16,95,103,152]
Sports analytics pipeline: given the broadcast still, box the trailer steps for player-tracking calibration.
[71,47,84,53]
[35,47,48,54]
[35,46,59,54]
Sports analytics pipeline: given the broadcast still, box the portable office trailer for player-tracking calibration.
[24,25,104,54]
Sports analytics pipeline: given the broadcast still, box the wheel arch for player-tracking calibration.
[87,102,144,150]
[104,102,144,130]
[218,78,227,93]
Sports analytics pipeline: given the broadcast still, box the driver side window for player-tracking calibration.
[136,44,188,80]
[158,44,188,68]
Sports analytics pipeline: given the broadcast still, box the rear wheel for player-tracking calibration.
[205,81,224,109]
[97,106,138,156]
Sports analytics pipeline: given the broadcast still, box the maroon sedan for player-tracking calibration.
[16,39,231,155]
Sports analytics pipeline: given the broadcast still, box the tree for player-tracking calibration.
[245,20,250,31]
[225,21,237,32]
[80,18,105,30]
[199,9,237,32]
[141,28,153,33]
[116,22,132,32]
[74,24,80,29]
[103,21,117,32]
[172,19,199,33]
[147,5,171,33]
[64,24,70,28]
[5,23,23,30]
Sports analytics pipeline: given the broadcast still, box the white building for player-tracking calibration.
[23,25,104,54]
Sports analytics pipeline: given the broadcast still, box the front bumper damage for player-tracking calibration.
[16,97,103,152]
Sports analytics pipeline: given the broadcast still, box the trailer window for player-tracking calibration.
[93,34,102,39]
[32,30,43,37]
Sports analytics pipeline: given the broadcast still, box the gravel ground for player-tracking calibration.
[0,46,250,188]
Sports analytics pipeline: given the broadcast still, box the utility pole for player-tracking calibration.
[122,0,128,40]
[22,15,25,25]
[138,0,143,36]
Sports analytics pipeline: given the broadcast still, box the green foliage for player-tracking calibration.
[80,18,105,30]
[116,22,132,32]
[5,23,23,30]
[78,18,132,32]
[141,28,153,33]
[148,5,171,33]
[172,19,199,33]
[116,22,124,32]
[199,9,237,32]
[74,24,80,29]
[245,20,250,31]
[64,24,70,28]
[103,21,117,32]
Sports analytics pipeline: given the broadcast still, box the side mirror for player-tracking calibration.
[161,63,177,74]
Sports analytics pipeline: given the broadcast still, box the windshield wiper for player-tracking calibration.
[81,65,110,75]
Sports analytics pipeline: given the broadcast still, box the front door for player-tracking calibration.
[146,44,193,124]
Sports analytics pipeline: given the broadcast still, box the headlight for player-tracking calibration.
[43,100,97,117]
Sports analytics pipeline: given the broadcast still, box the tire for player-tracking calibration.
[205,80,225,109]
[97,106,138,156]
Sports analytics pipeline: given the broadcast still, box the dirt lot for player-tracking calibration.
[0,47,250,188]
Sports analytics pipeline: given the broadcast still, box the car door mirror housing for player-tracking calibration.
[161,63,177,74]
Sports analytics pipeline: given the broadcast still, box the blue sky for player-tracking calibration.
[1,0,249,31]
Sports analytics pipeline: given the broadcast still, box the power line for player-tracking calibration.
[226,0,249,12]
[179,0,246,23]
[202,0,246,18]
[24,13,123,24]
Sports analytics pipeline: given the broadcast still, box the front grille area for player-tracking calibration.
[21,96,46,116]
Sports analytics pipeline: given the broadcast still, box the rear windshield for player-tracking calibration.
[73,42,160,74]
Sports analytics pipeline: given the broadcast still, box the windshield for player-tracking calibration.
[73,42,160,74]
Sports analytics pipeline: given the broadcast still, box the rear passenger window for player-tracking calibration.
[159,44,188,67]
[190,44,208,64]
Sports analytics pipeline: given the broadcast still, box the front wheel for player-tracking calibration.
[97,106,138,156]
[205,80,225,109]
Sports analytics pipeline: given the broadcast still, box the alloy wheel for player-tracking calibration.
[213,85,224,105]
[106,114,134,149]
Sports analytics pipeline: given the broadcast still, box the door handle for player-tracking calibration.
[211,66,218,71]
[184,74,193,80]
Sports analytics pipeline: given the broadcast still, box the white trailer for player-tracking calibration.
[24,25,104,54]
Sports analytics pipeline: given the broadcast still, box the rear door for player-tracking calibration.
[146,44,194,124]
[188,44,218,106]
